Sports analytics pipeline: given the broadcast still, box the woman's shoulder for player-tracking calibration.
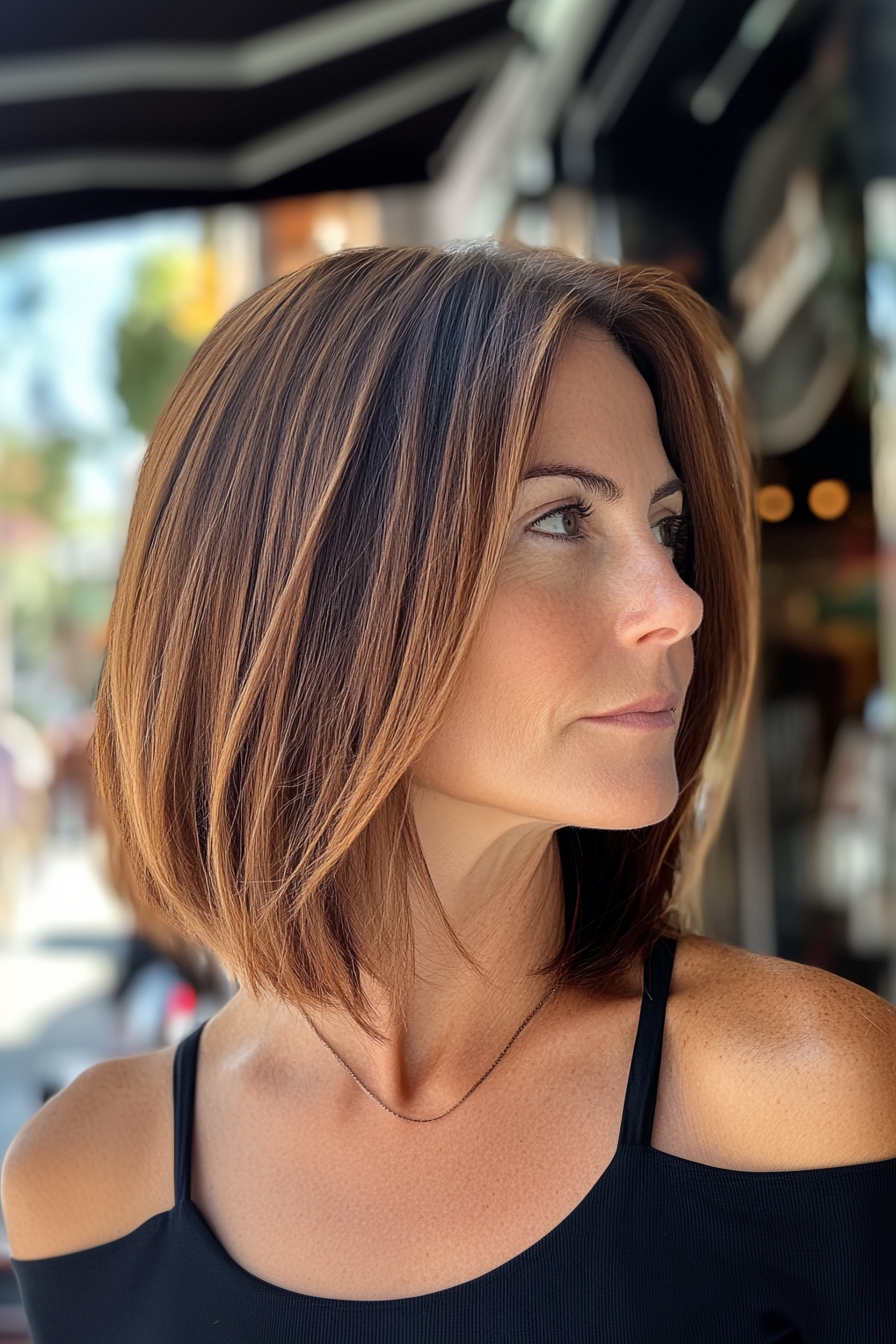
[660,934,896,1171]
[1,1043,177,1261]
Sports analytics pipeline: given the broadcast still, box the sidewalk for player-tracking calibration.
[0,831,130,1049]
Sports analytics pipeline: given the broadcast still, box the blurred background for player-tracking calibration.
[1,0,896,1331]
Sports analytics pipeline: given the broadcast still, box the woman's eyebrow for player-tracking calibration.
[650,477,685,505]
[522,463,684,506]
[522,464,621,499]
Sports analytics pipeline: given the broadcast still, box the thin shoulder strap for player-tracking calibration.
[172,1020,206,1204]
[617,936,677,1149]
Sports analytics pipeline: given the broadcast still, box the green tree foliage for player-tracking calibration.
[0,431,75,527]
[114,252,203,436]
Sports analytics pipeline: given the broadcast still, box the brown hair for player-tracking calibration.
[95,785,229,997]
[90,242,758,1026]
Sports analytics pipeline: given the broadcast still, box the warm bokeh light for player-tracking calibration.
[808,478,850,520]
[757,484,794,522]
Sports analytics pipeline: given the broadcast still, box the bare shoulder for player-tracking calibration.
[1,1046,176,1260]
[657,933,896,1170]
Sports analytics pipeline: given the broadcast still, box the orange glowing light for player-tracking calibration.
[808,479,849,521]
[757,484,794,522]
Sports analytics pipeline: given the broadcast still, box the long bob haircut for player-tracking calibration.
[91,243,758,1028]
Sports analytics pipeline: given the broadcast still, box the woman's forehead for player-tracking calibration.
[527,334,673,485]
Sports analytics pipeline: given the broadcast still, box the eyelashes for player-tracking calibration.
[653,512,690,554]
[527,496,692,558]
[655,511,693,580]
[526,496,594,541]
[526,498,694,581]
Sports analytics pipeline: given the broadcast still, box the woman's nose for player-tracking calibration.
[611,544,704,647]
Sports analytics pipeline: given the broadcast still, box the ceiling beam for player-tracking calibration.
[561,0,685,181]
[428,0,617,240]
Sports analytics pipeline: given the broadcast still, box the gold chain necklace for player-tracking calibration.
[301,982,561,1124]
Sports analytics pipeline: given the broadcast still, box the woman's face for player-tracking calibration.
[412,328,704,831]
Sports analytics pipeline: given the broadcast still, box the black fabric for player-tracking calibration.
[13,935,896,1343]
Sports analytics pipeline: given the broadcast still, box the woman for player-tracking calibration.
[3,244,895,1341]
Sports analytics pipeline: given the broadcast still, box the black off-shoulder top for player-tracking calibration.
[13,937,896,1343]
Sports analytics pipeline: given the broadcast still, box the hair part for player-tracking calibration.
[91,243,758,1029]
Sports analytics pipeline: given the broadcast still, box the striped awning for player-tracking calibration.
[0,0,515,236]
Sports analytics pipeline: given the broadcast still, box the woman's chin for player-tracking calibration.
[552,774,681,831]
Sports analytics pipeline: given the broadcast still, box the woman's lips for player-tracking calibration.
[582,708,676,730]
[580,695,677,730]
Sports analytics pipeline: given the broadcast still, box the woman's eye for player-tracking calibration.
[651,514,687,553]
[528,502,591,539]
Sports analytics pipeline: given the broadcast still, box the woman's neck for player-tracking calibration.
[234,796,566,1117]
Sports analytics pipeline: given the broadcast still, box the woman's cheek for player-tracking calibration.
[479,580,587,704]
